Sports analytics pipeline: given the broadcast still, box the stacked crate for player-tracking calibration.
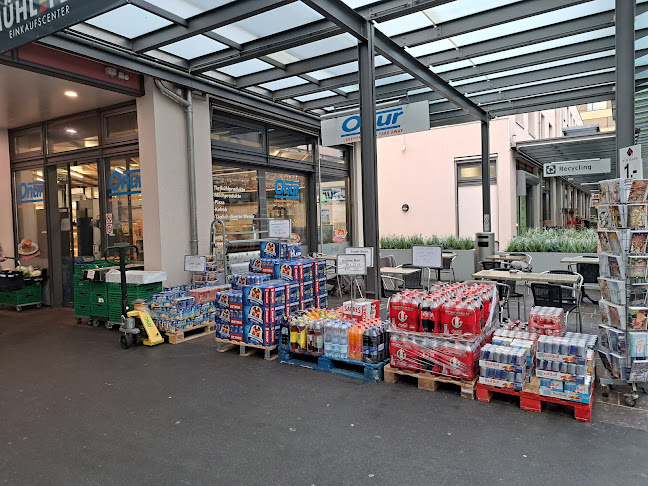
[107,282,163,323]
[73,262,96,319]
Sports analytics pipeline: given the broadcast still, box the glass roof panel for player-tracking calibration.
[342,0,378,8]
[637,35,648,51]
[486,50,614,80]
[339,85,359,93]
[404,39,455,59]
[451,0,613,47]
[218,59,274,77]
[376,12,432,37]
[295,91,340,102]
[160,35,228,60]
[151,0,235,19]
[305,62,359,81]
[375,56,391,67]
[86,5,172,39]
[214,3,323,43]
[259,77,310,91]
[375,73,413,87]
[470,28,615,66]
[638,10,648,30]
[424,0,521,25]
[431,59,472,74]
[407,87,433,96]
[284,34,357,60]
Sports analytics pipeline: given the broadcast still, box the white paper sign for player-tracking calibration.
[61,218,71,232]
[619,144,643,180]
[184,255,206,272]
[412,245,443,269]
[345,247,374,268]
[337,254,367,276]
[268,219,291,239]
[86,270,95,280]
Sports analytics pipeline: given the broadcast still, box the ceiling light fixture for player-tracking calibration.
[65,128,77,134]
[70,170,84,180]
[64,90,78,98]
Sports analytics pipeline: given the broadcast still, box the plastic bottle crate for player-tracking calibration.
[107,282,162,299]
[0,284,42,306]
[74,303,92,318]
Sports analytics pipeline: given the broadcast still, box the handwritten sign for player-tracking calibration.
[412,245,443,269]
[345,247,374,267]
[184,255,206,272]
[337,254,367,276]
[268,219,292,239]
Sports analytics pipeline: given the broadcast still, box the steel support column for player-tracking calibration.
[616,0,636,172]
[358,22,380,297]
[481,120,491,232]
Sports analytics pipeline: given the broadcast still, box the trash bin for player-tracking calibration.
[475,232,496,270]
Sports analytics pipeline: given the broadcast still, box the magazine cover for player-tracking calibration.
[630,232,648,253]
[599,324,611,349]
[608,255,624,279]
[629,360,648,382]
[629,307,648,331]
[600,181,609,204]
[608,179,621,203]
[608,279,627,305]
[598,205,611,229]
[598,349,612,373]
[608,205,625,228]
[628,179,648,203]
[628,204,648,229]
[609,303,626,329]
[628,287,648,307]
[627,256,648,280]
[607,231,623,254]
[599,300,610,325]
[598,231,611,252]
[598,277,611,301]
[599,254,611,277]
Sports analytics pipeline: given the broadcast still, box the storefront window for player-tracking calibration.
[13,129,42,156]
[211,118,263,149]
[319,176,350,254]
[320,146,346,165]
[266,171,308,247]
[47,113,100,154]
[105,111,138,138]
[13,169,48,269]
[268,127,313,162]
[212,165,260,239]
[69,163,101,258]
[106,156,144,260]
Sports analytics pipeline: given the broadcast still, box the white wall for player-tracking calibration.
[137,77,212,286]
[0,128,13,269]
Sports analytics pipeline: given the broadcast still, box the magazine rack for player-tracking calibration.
[597,178,648,406]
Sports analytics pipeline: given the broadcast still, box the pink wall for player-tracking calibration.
[377,118,515,246]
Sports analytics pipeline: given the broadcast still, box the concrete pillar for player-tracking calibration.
[137,76,213,286]
[0,128,13,269]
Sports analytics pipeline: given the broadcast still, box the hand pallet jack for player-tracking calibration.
[104,245,164,349]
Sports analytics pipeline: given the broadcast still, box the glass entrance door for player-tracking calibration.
[55,162,101,305]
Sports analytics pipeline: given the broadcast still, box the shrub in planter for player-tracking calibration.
[380,234,475,251]
[505,228,597,253]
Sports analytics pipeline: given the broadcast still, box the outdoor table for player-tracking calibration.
[472,270,580,285]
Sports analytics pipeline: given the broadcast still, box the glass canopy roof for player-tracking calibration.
[35,0,648,127]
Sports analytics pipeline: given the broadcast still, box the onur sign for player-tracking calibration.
[0,0,127,55]
[320,101,430,146]
[543,158,611,177]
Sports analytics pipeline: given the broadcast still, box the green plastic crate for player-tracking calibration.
[74,303,92,318]
[0,283,42,307]
[107,282,162,298]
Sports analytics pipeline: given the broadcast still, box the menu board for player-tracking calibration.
[412,245,443,269]
[337,254,367,276]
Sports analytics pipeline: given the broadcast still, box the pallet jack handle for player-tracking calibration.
[104,245,139,317]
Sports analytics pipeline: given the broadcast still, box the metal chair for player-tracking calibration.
[381,275,405,298]
[576,261,599,304]
[530,282,583,332]
[542,270,584,320]
[490,268,526,320]
[398,264,424,289]
[480,260,501,270]
[309,252,342,298]
[439,253,456,283]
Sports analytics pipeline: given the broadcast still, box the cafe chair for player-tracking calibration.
[309,252,342,298]
[381,275,405,299]
[396,263,424,290]
[530,282,583,333]
[576,260,599,304]
[480,260,501,270]
[439,253,456,283]
[489,268,526,320]
[542,270,584,314]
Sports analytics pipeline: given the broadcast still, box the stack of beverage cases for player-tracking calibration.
[388,282,499,381]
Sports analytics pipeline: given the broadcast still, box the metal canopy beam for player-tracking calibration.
[132,0,293,53]
[616,0,636,166]
[299,0,487,120]
[189,0,454,73]
[237,5,631,90]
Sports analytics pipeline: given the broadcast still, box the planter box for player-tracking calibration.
[520,252,598,273]
[379,249,476,283]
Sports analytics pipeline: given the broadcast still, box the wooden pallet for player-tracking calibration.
[165,323,216,344]
[214,337,278,360]
[279,350,388,382]
[476,378,593,422]
[383,364,477,399]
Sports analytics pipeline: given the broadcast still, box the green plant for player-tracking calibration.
[504,228,597,253]
[380,235,475,250]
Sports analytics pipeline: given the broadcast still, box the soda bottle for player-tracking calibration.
[312,320,324,357]
[362,327,371,363]
[297,319,307,354]
[324,320,333,357]
[339,321,349,359]
[420,297,434,333]
[369,326,379,364]
[290,318,299,353]
[307,320,316,355]
[281,322,289,350]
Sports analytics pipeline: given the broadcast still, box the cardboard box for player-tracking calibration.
[479,376,523,391]
[243,304,285,326]
[345,299,380,322]
[249,258,279,274]
[242,282,286,307]
[244,323,277,346]
[538,387,591,404]
[273,261,304,282]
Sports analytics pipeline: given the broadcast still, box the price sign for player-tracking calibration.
[184,255,206,272]
[412,245,443,269]
[345,247,374,267]
[86,270,95,280]
[620,144,643,180]
[268,219,292,239]
[337,254,367,276]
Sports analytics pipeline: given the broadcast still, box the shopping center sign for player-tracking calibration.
[543,158,611,177]
[109,169,141,197]
[0,0,126,55]
[321,101,430,146]
[17,181,44,205]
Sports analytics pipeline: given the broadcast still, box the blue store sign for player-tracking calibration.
[275,179,300,200]
[109,169,141,197]
[18,181,44,205]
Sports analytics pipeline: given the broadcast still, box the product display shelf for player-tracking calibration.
[597,178,648,406]
[278,348,388,382]
[215,337,279,360]
[383,364,478,399]
[476,377,593,422]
